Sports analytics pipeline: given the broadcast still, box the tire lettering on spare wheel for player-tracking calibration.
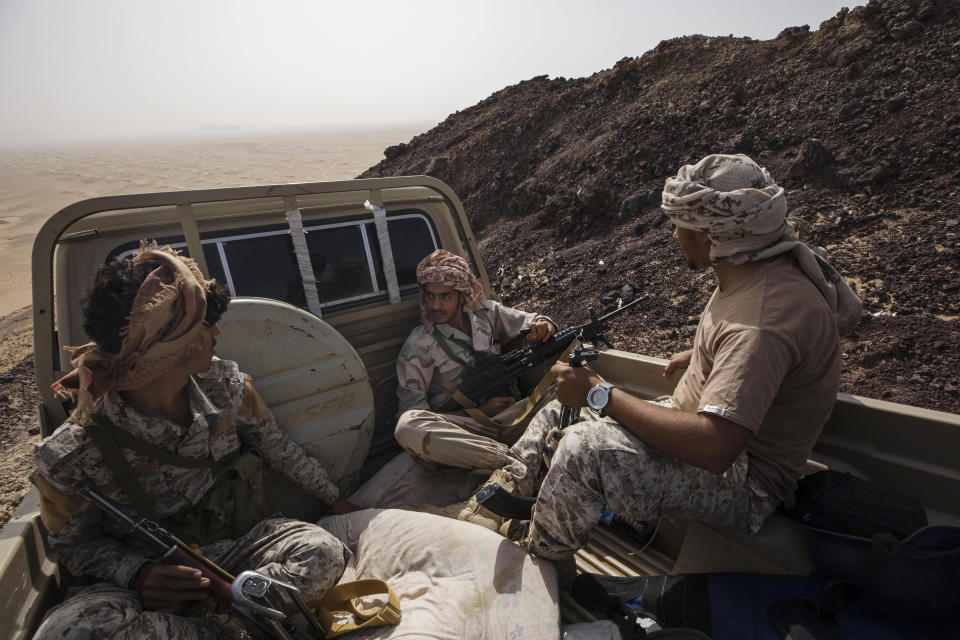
[286,392,357,426]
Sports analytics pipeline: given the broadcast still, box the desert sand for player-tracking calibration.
[0,127,425,318]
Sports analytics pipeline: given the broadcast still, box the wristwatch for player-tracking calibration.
[586,382,615,416]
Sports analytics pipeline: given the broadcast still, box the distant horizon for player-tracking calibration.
[1,0,854,146]
[0,121,436,149]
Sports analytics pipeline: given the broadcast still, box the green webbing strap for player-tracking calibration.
[85,416,218,519]
[91,416,217,469]
[431,328,476,368]
[84,419,157,519]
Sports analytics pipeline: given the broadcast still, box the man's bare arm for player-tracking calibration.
[551,362,750,474]
[662,349,693,378]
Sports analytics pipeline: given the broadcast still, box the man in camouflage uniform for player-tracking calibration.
[462,154,862,563]
[32,243,356,640]
[394,249,556,471]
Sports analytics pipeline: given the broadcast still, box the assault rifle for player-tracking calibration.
[75,483,327,640]
[475,344,600,521]
[438,294,646,412]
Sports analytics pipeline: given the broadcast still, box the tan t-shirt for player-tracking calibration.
[672,254,841,502]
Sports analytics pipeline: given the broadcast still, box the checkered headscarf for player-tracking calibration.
[415,250,484,330]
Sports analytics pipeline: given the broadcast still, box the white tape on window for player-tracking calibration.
[284,197,324,317]
[365,199,402,304]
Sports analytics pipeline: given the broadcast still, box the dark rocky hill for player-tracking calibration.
[361,0,960,414]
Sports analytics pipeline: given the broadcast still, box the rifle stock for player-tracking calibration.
[165,545,235,604]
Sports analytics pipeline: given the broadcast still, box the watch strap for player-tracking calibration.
[599,382,614,417]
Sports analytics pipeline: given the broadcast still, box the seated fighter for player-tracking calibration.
[456,154,862,572]
[31,242,358,640]
[394,249,556,472]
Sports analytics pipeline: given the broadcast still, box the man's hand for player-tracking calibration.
[135,560,210,610]
[663,349,693,378]
[527,320,555,343]
[479,395,514,417]
[550,361,603,407]
[330,495,363,514]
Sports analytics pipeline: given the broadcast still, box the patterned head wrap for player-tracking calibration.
[661,153,791,264]
[53,240,216,420]
[415,249,484,330]
[661,154,862,335]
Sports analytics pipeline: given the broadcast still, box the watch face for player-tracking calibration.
[588,386,606,409]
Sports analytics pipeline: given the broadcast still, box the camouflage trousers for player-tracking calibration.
[395,390,554,470]
[33,518,351,640]
[501,399,779,557]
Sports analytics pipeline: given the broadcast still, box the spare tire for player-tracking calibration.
[216,297,374,491]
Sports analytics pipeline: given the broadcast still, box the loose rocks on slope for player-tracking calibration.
[362,0,960,413]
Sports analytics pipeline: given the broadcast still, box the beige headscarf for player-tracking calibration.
[662,154,862,335]
[415,249,484,331]
[53,240,215,420]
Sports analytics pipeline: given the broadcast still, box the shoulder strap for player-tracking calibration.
[84,419,157,519]
[92,416,217,468]
[432,327,476,368]
[85,415,218,519]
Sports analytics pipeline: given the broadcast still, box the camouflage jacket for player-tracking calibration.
[31,359,340,589]
[396,299,553,414]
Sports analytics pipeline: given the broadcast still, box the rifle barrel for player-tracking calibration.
[590,294,647,325]
[76,482,238,604]
[441,295,645,410]
[75,483,170,550]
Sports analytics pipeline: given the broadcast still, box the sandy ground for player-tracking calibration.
[0,127,425,317]
[0,127,423,527]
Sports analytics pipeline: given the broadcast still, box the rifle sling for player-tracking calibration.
[85,415,217,520]
[432,327,476,368]
[84,419,157,519]
[444,340,577,429]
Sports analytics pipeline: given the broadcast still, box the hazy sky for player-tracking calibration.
[0,0,854,145]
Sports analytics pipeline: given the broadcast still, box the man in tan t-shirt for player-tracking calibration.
[451,153,862,564]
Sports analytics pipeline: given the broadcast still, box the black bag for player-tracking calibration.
[570,572,936,639]
[783,470,960,621]
[782,470,927,539]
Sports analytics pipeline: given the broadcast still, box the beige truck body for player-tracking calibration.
[2,176,958,638]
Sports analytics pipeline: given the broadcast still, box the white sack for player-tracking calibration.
[318,509,561,639]
[348,451,471,510]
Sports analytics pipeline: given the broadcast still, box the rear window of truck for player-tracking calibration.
[108,209,438,311]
